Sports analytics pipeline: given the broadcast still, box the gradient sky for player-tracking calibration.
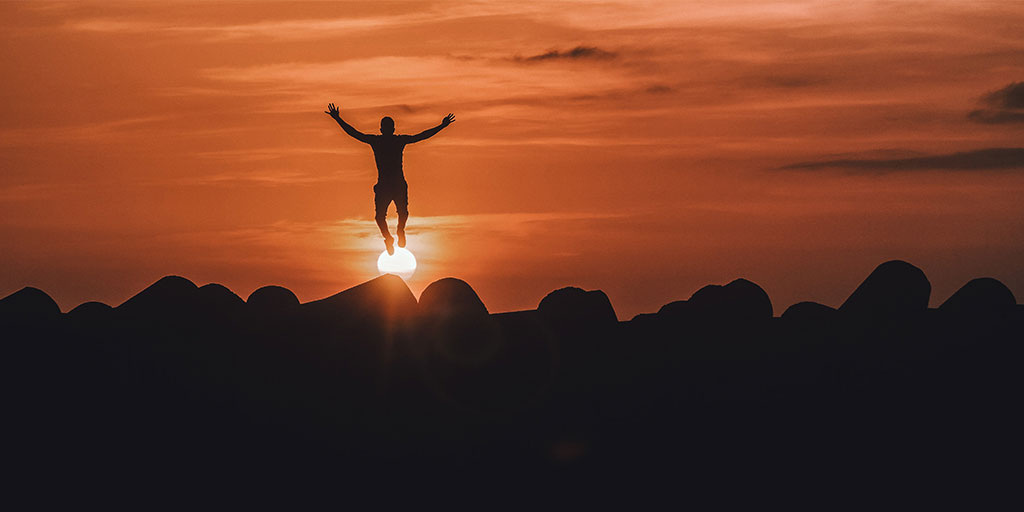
[2,0,1023,318]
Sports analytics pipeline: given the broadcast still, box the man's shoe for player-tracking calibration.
[384,237,395,255]
[397,230,406,248]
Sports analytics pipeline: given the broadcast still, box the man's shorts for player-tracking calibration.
[373,181,408,217]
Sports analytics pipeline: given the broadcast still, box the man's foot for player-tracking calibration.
[384,236,395,255]
[397,229,406,248]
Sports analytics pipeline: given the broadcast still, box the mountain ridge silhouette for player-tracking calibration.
[2,259,1020,494]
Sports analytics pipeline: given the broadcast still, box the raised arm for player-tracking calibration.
[407,113,455,143]
[325,103,373,143]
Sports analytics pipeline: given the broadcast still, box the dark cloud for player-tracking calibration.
[385,104,416,113]
[967,109,1024,124]
[981,81,1024,109]
[644,84,673,94]
[782,148,1024,172]
[759,75,828,88]
[968,81,1024,124]
[515,46,616,62]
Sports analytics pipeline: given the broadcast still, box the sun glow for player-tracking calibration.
[377,247,417,279]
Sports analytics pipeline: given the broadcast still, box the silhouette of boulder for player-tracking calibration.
[840,260,930,318]
[193,283,246,326]
[65,302,114,331]
[629,311,655,320]
[197,283,245,310]
[657,299,694,317]
[418,278,488,319]
[417,278,497,366]
[67,301,113,318]
[116,275,199,316]
[939,278,1016,316]
[538,287,617,328]
[651,299,700,327]
[661,278,773,325]
[247,285,300,313]
[303,274,416,324]
[0,287,61,322]
[781,301,837,322]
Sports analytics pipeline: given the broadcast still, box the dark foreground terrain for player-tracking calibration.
[3,260,1020,498]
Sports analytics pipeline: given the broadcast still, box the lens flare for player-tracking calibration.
[377,247,417,279]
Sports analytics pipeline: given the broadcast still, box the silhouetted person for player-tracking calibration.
[325,103,455,254]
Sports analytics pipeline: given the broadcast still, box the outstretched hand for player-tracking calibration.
[324,103,340,118]
[441,113,455,127]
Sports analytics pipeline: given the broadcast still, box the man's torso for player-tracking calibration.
[368,135,411,185]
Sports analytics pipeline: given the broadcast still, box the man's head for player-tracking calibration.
[380,116,395,135]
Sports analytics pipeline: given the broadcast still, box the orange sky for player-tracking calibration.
[2,1,1023,318]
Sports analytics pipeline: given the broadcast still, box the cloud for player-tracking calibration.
[169,212,628,271]
[65,12,465,41]
[59,3,571,42]
[644,84,673,94]
[981,81,1024,109]
[327,211,626,240]
[181,169,362,186]
[202,55,635,114]
[515,46,616,62]
[968,81,1024,124]
[782,147,1024,172]
[757,75,829,88]
[967,109,1024,124]
[192,147,362,162]
[0,115,171,147]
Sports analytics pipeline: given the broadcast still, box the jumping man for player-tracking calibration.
[325,103,455,255]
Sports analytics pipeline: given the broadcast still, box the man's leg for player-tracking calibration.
[396,211,408,248]
[375,211,392,237]
[374,185,395,255]
[396,184,409,248]
[377,209,395,255]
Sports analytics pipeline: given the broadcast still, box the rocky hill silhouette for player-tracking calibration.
[2,260,1020,492]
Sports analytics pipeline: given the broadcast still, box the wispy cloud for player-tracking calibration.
[514,46,616,62]
[54,1,895,41]
[981,81,1024,109]
[967,110,1024,124]
[969,81,1024,124]
[0,116,170,147]
[60,1,561,42]
[324,211,626,241]
[202,55,636,110]
[163,212,627,277]
[66,13,451,41]
[196,212,626,245]
[181,169,362,186]
[192,147,362,162]
[782,148,1024,172]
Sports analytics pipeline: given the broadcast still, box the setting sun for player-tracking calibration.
[377,248,417,280]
